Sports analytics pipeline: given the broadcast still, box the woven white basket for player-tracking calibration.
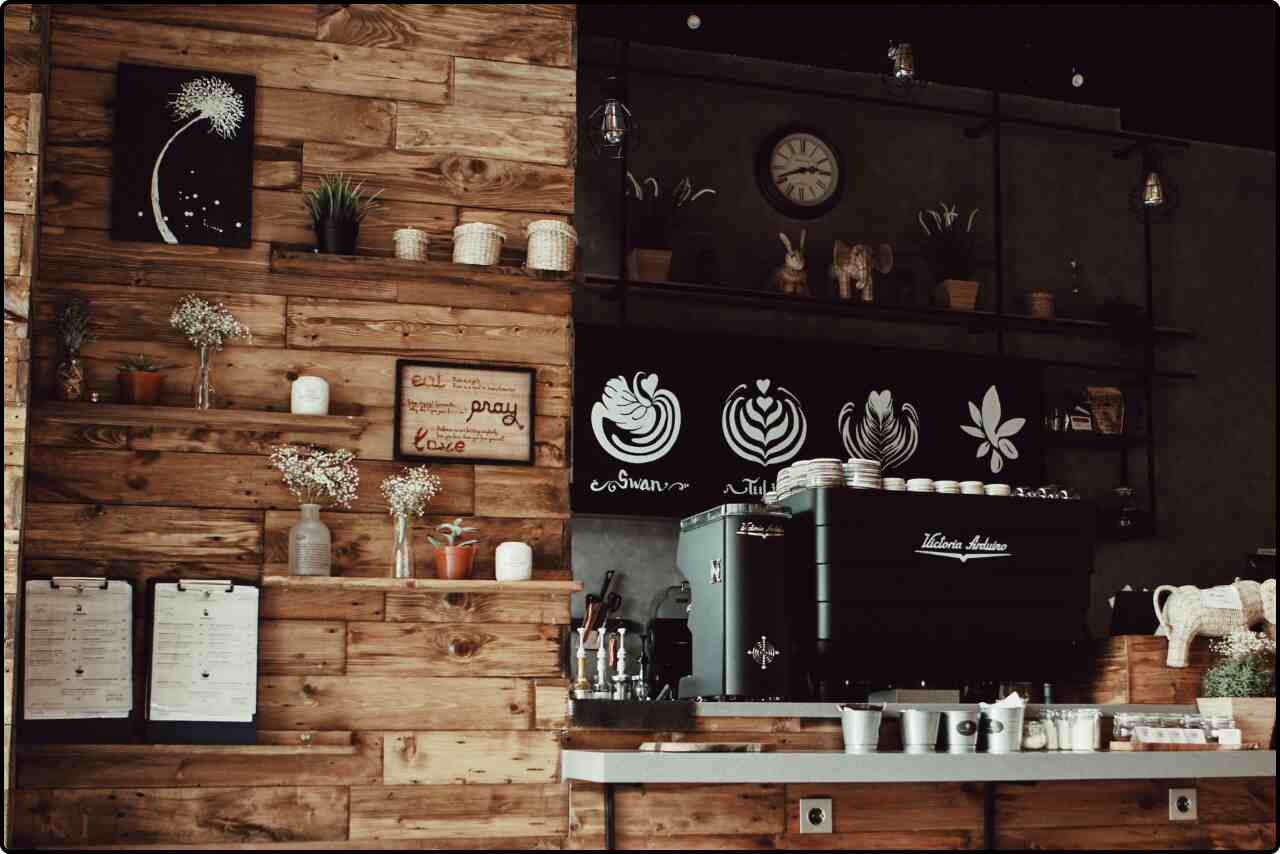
[452,222,506,265]
[393,227,428,261]
[526,219,578,272]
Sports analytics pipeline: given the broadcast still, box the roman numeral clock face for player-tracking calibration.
[757,128,844,218]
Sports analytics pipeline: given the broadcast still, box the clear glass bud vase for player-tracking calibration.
[289,503,332,576]
[193,344,213,410]
[392,514,414,579]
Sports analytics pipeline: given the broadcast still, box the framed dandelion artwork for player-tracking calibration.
[111,63,256,248]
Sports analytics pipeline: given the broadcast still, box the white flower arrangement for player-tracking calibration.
[1209,629,1277,660]
[169,294,251,350]
[380,466,442,517]
[268,444,360,509]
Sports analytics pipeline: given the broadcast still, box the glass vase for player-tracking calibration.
[193,344,213,409]
[392,513,414,579]
[289,503,332,576]
[56,355,86,401]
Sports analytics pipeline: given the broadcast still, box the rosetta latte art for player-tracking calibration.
[590,372,683,464]
[722,379,808,466]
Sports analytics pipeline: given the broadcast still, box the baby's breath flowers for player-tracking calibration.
[380,466,442,517]
[170,294,250,350]
[268,444,360,509]
[1203,629,1277,699]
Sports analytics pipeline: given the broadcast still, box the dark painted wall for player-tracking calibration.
[571,42,1276,643]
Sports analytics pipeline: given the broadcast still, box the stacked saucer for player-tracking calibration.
[935,479,960,495]
[804,458,846,489]
[883,477,906,492]
[843,457,883,490]
[960,480,985,495]
[774,465,801,499]
[983,483,1012,497]
[907,478,934,493]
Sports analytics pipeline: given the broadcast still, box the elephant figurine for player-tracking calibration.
[1153,579,1272,667]
[1264,578,1276,640]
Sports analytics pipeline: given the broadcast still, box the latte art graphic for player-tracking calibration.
[722,379,808,466]
[591,372,682,464]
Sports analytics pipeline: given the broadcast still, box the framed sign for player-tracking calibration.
[394,361,535,465]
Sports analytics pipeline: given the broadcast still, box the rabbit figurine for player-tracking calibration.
[831,241,894,302]
[772,230,808,296]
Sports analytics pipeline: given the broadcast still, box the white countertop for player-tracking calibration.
[686,702,1198,718]
[562,749,1278,784]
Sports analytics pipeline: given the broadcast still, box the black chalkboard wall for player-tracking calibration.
[572,324,1045,517]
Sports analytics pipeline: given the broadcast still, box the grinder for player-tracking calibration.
[677,503,791,699]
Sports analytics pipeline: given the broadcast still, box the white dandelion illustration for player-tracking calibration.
[151,76,245,244]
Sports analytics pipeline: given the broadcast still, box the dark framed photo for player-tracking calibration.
[393,361,536,466]
[111,63,256,248]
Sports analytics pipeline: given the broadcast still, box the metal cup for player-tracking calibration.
[900,708,941,753]
[941,709,981,753]
[980,706,1026,754]
[838,703,884,754]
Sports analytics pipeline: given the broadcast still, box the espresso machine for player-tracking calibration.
[676,503,791,699]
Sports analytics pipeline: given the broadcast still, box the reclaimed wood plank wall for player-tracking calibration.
[3,3,46,846]
[9,3,579,849]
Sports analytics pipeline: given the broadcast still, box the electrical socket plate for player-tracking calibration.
[1168,787,1198,822]
[799,797,833,834]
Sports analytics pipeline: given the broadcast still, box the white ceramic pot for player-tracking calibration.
[494,541,533,581]
[291,375,330,415]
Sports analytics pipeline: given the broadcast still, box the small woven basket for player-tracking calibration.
[393,227,428,261]
[452,222,506,265]
[526,219,578,272]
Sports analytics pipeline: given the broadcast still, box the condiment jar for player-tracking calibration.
[1022,719,1048,751]
[1043,710,1060,750]
[1054,709,1075,751]
[1071,709,1101,752]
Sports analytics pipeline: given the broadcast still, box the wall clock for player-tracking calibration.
[755,125,845,219]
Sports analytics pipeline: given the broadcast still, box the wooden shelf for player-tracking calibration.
[270,243,576,286]
[1044,432,1148,449]
[262,575,583,593]
[33,401,370,435]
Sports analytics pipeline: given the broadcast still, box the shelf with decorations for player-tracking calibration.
[30,401,370,435]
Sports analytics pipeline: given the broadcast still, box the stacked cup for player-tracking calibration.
[883,477,906,492]
[935,480,960,495]
[907,478,934,493]
[983,483,1012,497]
[960,480,985,495]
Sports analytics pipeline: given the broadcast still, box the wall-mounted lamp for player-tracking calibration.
[586,75,636,159]
[1141,170,1166,207]
[1115,142,1179,216]
[888,43,915,80]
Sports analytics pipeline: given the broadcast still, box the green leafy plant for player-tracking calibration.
[917,202,979,281]
[427,518,479,549]
[302,173,383,227]
[113,352,178,373]
[1202,630,1277,698]
[57,297,91,355]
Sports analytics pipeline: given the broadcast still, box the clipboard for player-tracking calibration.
[16,576,139,744]
[143,577,260,745]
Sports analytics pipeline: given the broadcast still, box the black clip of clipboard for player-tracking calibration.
[15,576,139,744]
[142,576,260,745]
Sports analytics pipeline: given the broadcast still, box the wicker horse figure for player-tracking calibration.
[831,241,893,302]
[1153,579,1273,667]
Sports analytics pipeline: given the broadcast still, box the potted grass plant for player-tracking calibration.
[917,202,980,311]
[625,173,716,282]
[114,352,178,405]
[303,173,383,255]
[1197,629,1277,748]
[428,518,480,580]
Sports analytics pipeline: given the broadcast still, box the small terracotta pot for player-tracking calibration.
[941,278,979,312]
[627,248,673,282]
[1026,290,1055,320]
[433,545,476,580]
[118,371,164,404]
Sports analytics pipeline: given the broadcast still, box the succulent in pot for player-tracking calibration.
[427,518,480,580]
[303,172,383,255]
[114,352,178,405]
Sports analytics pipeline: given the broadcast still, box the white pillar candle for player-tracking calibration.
[291,375,330,415]
[494,541,533,581]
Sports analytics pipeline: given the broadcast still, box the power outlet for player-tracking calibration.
[1168,787,1198,822]
[799,797,833,834]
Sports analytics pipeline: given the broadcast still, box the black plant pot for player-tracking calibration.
[316,219,360,255]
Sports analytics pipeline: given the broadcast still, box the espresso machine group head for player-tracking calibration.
[677,503,791,700]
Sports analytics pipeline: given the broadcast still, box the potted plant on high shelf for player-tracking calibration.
[625,173,716,282]
[917,202,980,312]
[428,518,480,580]
[269,443,361,577]
[379,465,442,580]
[114,352,178,405]
[1197,629,1276,748]
[303,172,383,255]
[55,297,91,402]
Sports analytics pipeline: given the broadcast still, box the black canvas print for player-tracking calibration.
[572,324,1046,517]
[111,63,255,248]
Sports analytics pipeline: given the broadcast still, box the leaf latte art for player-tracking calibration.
[722,379,808,466]
[591,372,682,464]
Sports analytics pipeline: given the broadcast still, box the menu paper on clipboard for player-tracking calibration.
[148,580,259,723]
[22,578,132,720]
